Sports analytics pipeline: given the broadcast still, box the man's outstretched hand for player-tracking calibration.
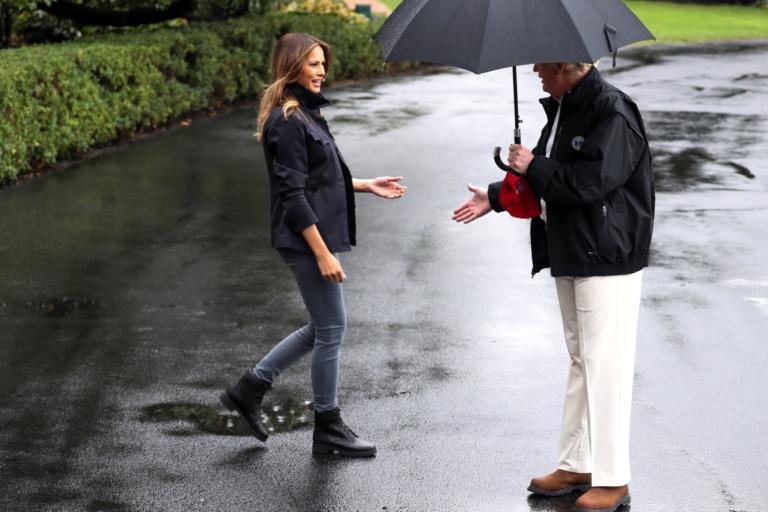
[452,183,491,224]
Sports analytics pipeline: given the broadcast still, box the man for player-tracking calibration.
[453,62,654,512]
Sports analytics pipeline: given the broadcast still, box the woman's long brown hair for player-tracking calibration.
[256,33,332,141]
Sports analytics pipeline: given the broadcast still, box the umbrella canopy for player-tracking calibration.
[373,0,654,173]
[374,0,655,73]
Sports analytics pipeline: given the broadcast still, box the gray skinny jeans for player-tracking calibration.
[253,248,346,413]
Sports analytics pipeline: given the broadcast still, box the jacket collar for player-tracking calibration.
[287,83,331,111]
[539,66,605,121]
[566,66,604,108]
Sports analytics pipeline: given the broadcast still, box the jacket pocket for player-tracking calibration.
[305,126,337,191]
[595,203,609,259]
[597,203,629,263]
[307,124,333,146]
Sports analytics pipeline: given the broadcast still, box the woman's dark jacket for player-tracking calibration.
[262,84,355,254]
[488,67,655,277]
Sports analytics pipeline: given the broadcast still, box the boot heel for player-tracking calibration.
[312,442,336,455]
[312,441,376,458]
[219,392,236,411]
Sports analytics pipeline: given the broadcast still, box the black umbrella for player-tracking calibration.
[373,0,654,173]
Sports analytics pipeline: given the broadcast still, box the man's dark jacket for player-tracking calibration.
[262,84,356,254]
[489,67,654,277]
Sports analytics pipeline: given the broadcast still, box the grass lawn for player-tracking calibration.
[628,1,768,42]
[374,1,768,43]
[379,0,401,9]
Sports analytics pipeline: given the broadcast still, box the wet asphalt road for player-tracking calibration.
[1,43,768,512]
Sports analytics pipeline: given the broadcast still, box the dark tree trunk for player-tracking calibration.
[207,0,250,20]
[1,4,12,49]
[233,0,250,17]
[39,0,197,26]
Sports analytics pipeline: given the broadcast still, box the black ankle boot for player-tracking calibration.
[220,372,271,441]
[312,408,376,457]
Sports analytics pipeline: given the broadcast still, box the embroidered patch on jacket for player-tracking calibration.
[571,136,586,151]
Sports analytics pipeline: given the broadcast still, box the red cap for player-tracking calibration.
[498,173,541,219]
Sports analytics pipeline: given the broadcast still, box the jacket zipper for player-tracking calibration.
[601,203,608,255]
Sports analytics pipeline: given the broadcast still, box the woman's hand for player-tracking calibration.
[316,253,346,283]
[355,177,407,198]
[452,183,491,224]
[301,224,346,283]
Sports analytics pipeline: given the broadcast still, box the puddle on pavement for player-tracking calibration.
[653,147,721,192]
[699,87,749,99]
[427,365,452,382]
[27,295,100,318]
[343,93,379,102]
[647,110,730,141]
[724,160,755,179]
[604,52,663,76]
[329,114,369,125]
[652,146,756,192]
[646,110,763,158]
[140,399,312,437]
[734,73,768,82]
[330,106,428,136]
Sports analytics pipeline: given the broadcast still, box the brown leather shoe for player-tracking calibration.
[574,485,630,512]
[527,469,592,496]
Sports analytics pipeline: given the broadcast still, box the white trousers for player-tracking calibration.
[554,271,643,487]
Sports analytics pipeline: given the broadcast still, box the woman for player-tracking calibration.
[220,33,406,457]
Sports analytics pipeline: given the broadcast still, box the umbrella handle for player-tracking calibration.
[493,146,523,176]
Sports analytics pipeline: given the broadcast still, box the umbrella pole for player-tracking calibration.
[492,66,524,176]
[513,66,521,144]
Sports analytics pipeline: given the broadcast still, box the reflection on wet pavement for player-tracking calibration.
[734,73,768,82]
[330,106,428,135]
[140,399,312,436]
[653,147,723,191]
[644,110,761,192]
[697,86,749,99]
[28,295,100,318]
[322,77,443,136]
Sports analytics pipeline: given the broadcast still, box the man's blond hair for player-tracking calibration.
[564,62,593,74]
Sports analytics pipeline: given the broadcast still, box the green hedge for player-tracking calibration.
[0,13,399,183]
[273,13,388,80]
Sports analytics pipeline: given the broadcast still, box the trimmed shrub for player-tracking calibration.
[273,13,387,80]
[0,12,404,183]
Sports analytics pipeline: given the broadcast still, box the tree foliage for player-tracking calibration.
[0,0,270,47]
[1,1,41,46]
[39,0,198,26]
